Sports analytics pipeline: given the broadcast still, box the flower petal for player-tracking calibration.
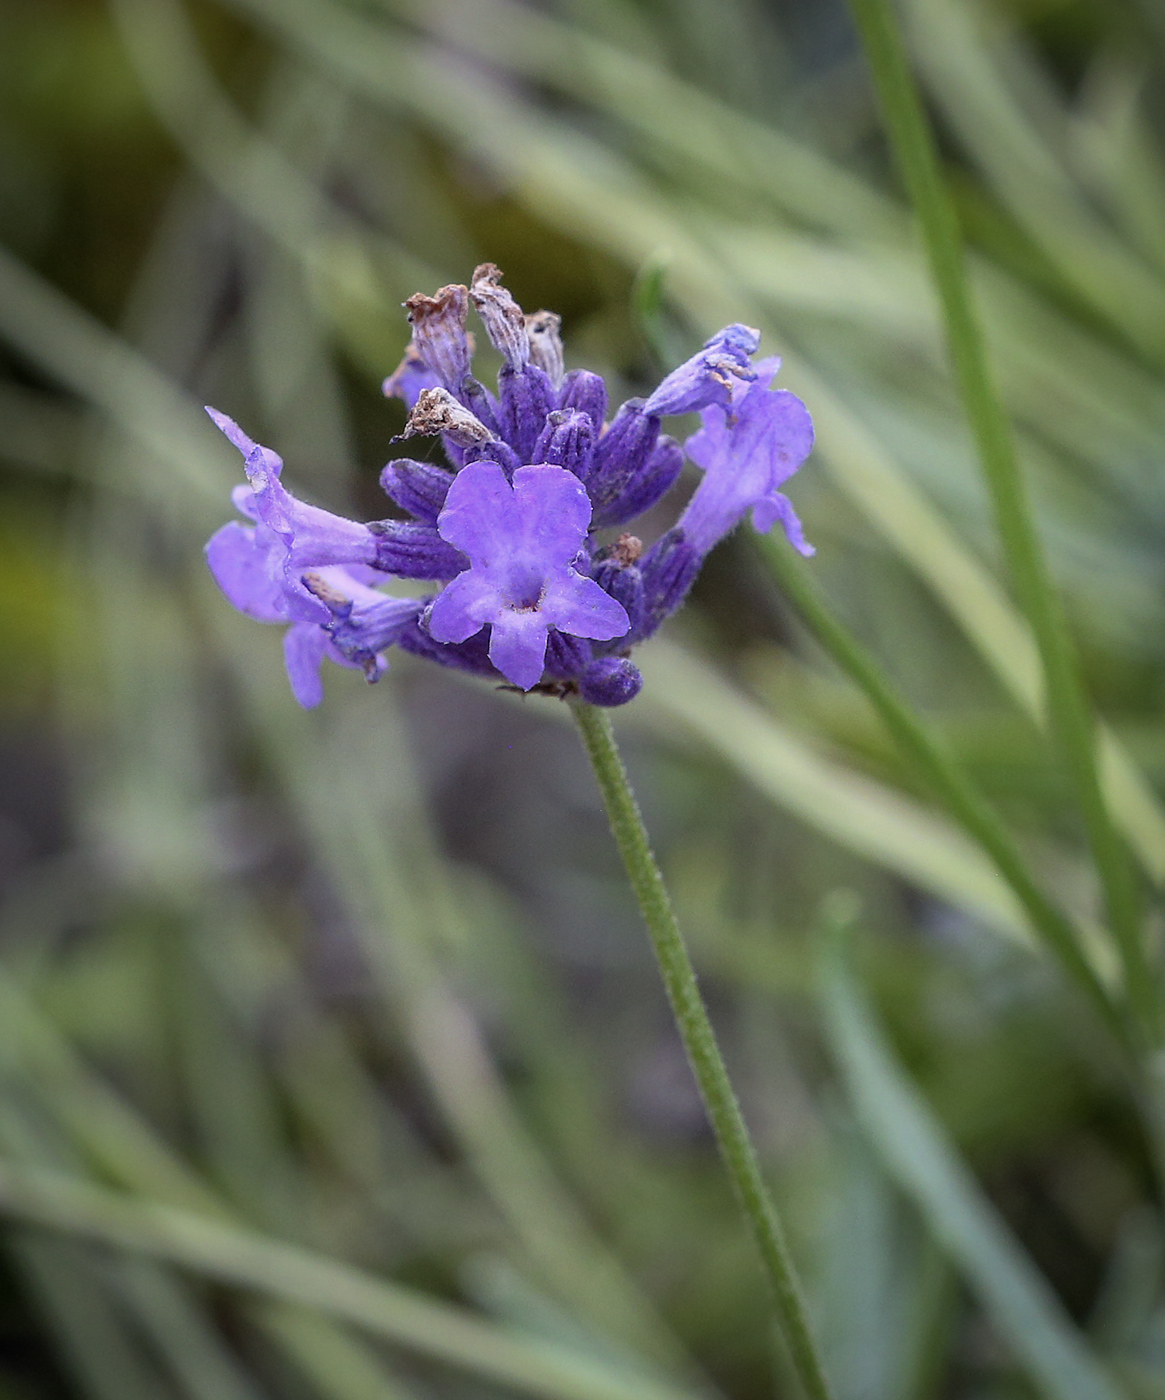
[382,343,442,410]
[426,569,500,644]
[283,624,330,709]
[679,385,814,555]
[511,465,592,557]
[642,323,760,416]
[541,570,629,641]
[751,492,815,556]
[207,408,379,607]
[488,610,551,690]
[206,407,266,461]
[436,460,518,560]
[205,521,285,622]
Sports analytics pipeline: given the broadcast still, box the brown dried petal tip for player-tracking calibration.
[403,284,470,388]
[301,572,351,612]
[525,310,565,388]
[469,264,529,370]
[612,533,643,566]
[403,387,493,447]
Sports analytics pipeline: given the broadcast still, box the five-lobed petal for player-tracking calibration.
[427,462,630,690]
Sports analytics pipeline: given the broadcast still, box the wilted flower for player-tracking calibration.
[205,265,813,707]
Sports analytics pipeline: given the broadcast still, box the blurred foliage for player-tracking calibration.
[3,0,1165,1397]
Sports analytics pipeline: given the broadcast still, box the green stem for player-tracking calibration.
[758,534,1124,1045]
[843,0,1155,1036]
[570,702,835,1400]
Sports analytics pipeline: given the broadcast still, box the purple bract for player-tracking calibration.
[205,265,814,708]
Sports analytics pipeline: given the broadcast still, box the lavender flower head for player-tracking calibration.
[205,265,814,708]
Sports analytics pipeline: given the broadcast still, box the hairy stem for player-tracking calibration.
[571,701,834,1400]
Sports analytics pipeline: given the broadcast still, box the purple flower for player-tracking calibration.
[678,358,815,557]
[205,408,382,622]
[382,343,441,410]
[206,525,409,707]
[283,564,422,709]
[204,265,814,709]
[204,412,424,707]
[303,569,422,674]
[427,462,629,690]
[642,323,760,416]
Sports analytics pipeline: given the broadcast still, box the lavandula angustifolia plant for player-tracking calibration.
[205,263,813,708]
[204,266,833,1399]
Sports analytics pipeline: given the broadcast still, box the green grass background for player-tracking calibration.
[2,0,1165,1396]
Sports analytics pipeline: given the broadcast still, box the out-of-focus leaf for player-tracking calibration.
[820,930,1123,1400]
[111,1257,268,1400]
[0,1162,702,1400]
[9,1234,169,1400]
[640,642,1032,944]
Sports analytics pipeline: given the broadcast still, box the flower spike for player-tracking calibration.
[205,274,813,707]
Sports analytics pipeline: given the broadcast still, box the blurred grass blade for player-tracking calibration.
[0,1162,701,1400]
[819,930,1123,1400]
[0,249,225,513]
[215,627,699,1377]
[640,642,1033,945]
[899,0,1165,360]
[631,252,673,371]
[108,0,433,372]
[0,968,226,1217]
[113,1257,270,1400]
[845,0,1151,1029]
[758,359,1165,886]
[10,1234,169,1400]
[0,967,437,1400]
[252,1304,423,1400]
[396,0,900,239]
[757,534,1119,1029]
